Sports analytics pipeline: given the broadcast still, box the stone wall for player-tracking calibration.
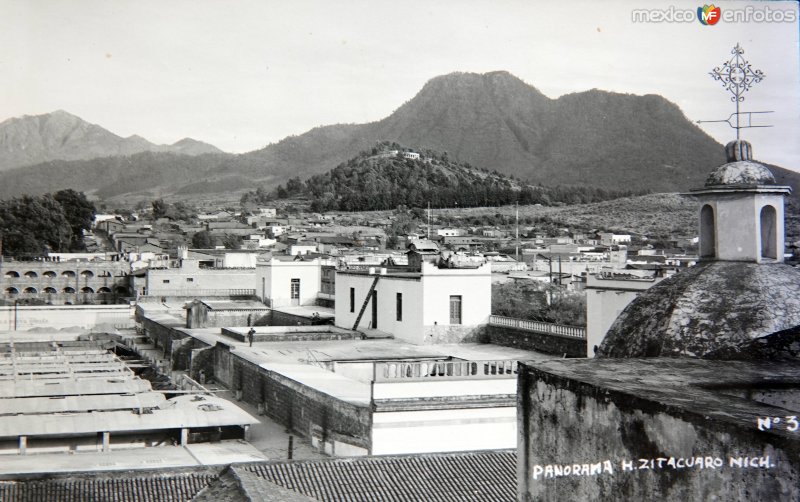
[222,349,371,450]
[141,317,187,361]
[517,363,799,501]
[486,325,586,357]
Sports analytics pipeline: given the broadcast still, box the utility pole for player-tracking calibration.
[515,202,519,262]
[427,202,431,240]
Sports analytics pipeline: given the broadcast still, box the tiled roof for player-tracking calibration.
[0,471,217,502]
[242,450,516,502]
[0,451,516,502]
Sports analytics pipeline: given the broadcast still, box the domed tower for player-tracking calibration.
[694,140,790,262]
[596,141,799,359]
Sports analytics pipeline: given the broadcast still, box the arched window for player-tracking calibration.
[760,205,777,259]
[24,271,38,278]
[43,287,57,294]
[81,287,94,294]
[97,287,112,294]
[80,270,94,278]
[43,271,57,278]
[699,204,716,259]
[62,271,76,278]
[5,287,19,295]
[63,287,76,294]
[5,271,19,278]
[23,287,37,294]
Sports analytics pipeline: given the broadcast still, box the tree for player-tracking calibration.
[151,199,168,219]
[191,230,214,248]
[222,233,241,250]
[0,194,73,257]
[53,189,96,251]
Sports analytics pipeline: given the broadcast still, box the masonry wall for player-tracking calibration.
[517,366,800,502]
[146,261,256,296]
[485,325,586,357]
[219,349,371,450]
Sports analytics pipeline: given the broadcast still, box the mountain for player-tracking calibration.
[241,71,731,193]
[0,72,797,201]
[0,110,222,171]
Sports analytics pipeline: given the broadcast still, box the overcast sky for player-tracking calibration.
[1,0,798,170]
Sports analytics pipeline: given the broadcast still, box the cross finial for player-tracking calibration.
[707,44,766,140]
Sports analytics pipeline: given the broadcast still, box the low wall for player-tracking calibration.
[220,349,371,451]
[485,325,586,357]
[0,304,134,332]
[222,326,360,343]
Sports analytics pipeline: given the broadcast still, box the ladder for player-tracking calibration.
[352,276,380,330]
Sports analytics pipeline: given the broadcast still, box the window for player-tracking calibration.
[350,287,355,313]
[699,204,716,258]
[186,278,194,282]
[449,295,462,324]
[760,205,777,259]
[396,293,403,321]
[162,279,170,284]
[290,278,300,305]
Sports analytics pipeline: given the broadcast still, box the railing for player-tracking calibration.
[139,289,256,298]
[489,315,586,339]
[375,359,517,381]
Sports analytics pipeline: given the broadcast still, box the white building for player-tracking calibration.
[585,271,661,357]
[256,256,322,308]
[334,256,491,344]
[598,233,632,246]
[403,151,420,160]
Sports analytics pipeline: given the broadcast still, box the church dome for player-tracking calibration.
[704,140,776,186]
[597,261,800,359]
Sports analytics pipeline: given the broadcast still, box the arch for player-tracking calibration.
[23,287,37,294]
[115,286,130,295]
[760,205,778,259]
[43,271,57,278]
[62,271,76,278]
[43,287,58,294]
[81,286,94,294]
[4,287,19,295]
[80,270,94,278]
[4,271,20,278]
[97,287,112,294]
[63,287,76,294]
[24,271,38,278]
[699,204,716,259]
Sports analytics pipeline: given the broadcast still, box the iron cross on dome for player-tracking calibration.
[697,43,772,139]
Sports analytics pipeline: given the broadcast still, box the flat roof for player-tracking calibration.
[180,325,553,406]
[0,394,259,438]
[0,441,266,476]
[520,358,800,443]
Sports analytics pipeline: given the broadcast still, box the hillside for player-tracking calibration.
[258,143,642,212]
[0,110,222,171]
[0,72,798,201]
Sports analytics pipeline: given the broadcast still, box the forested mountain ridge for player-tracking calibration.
[252,143,645,212]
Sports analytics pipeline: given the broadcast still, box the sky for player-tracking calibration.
[1,0,798,170]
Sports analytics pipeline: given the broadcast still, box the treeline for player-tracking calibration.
[0,190,96,257]
[265,145,643,212]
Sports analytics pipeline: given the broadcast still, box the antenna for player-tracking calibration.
[696,43,770,139]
